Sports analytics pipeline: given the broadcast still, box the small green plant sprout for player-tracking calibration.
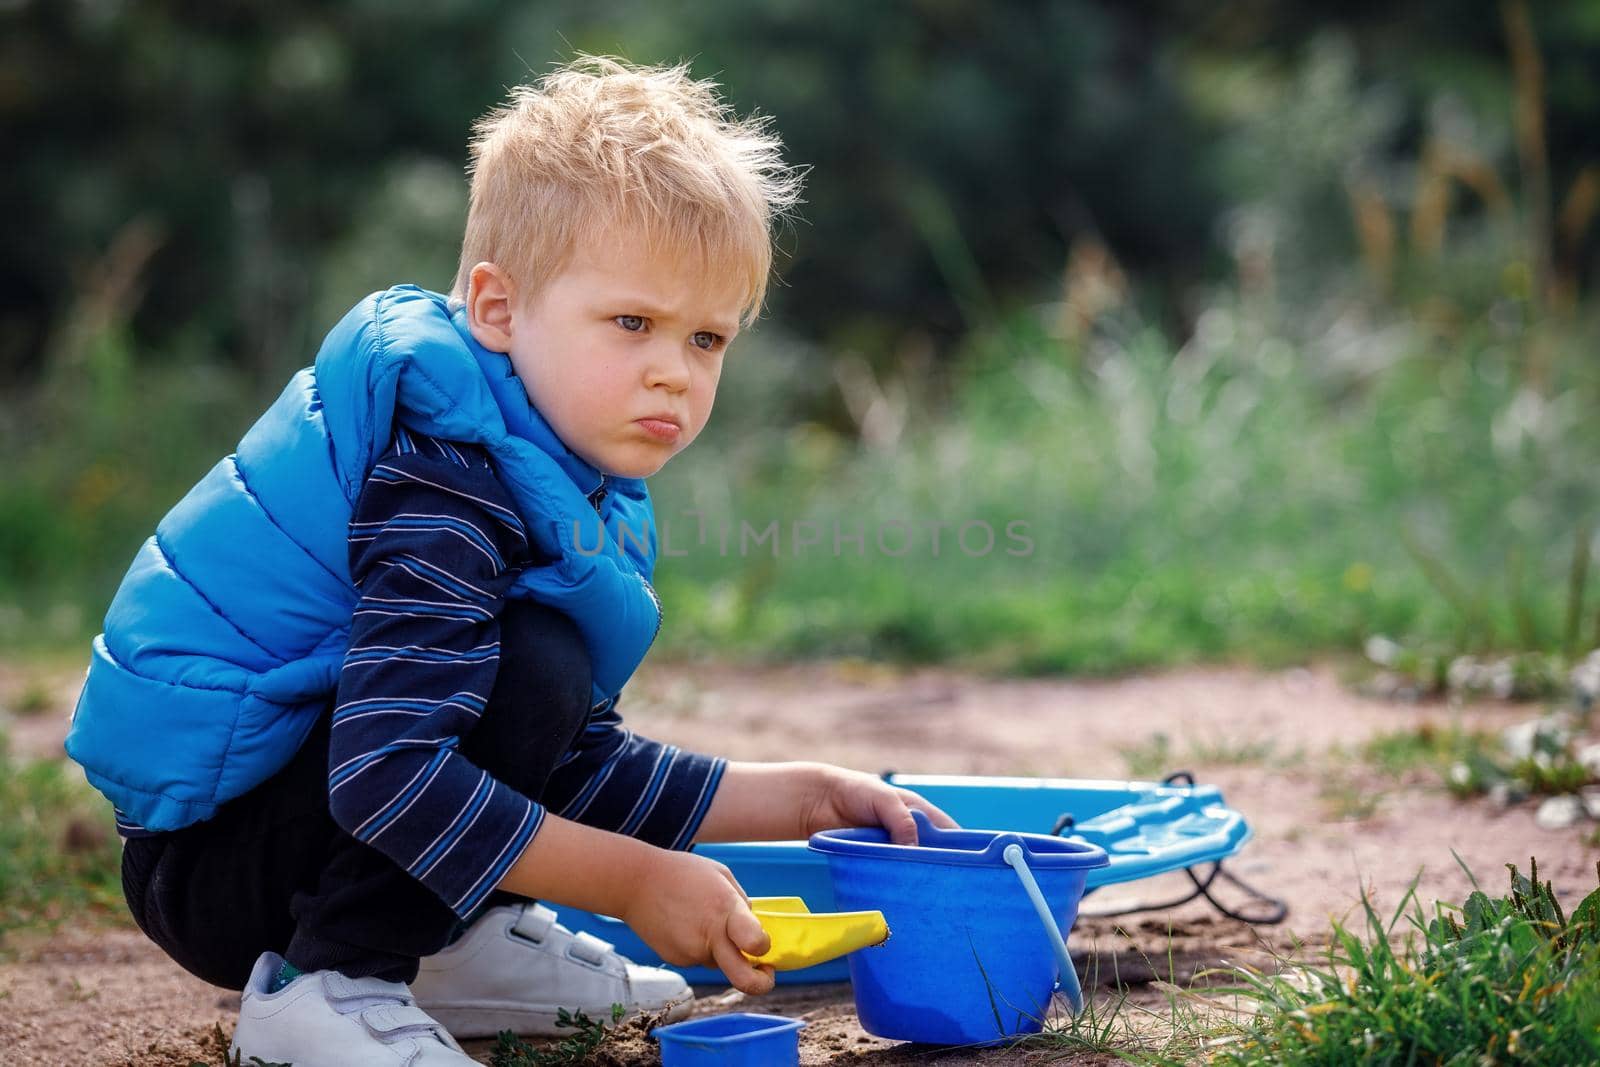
[207,1048,291,1067]
[1317,767,1383,822]
[181,1022,286,1067]
[1208,858,1600,1065]
[1362,721,1455,778]
[1118,732,1173,779]
[490,1003,627,1067]
[1185,735,1278,768]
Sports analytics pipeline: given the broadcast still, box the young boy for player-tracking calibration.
[64,56,953,1065]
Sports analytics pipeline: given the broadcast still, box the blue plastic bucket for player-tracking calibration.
[652,1013,805,1066]
[809,810,1108,1046]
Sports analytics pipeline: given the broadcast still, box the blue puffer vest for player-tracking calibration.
[64,286,662,832]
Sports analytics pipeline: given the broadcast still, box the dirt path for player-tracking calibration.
[2,660,1596,1065]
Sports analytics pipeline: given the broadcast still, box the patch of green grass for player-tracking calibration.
[1512,753,1594,796]
[1015,929,1228,1063]
[12,678,57,717]
[1361,721,1496,781]
[1118,733,1175,779]
[1206,859,1600,1065]
[1119,732,1289,780]
[1362,717,1597,800]
[0,735,125,944]
[1360,520,1600,703]
[1022,989,1214,1063]
[1364,640,1576,703]
[1184,736,1280,768]
[1316,769,1384,821]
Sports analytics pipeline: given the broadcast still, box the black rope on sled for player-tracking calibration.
[1076,858,1289,924]
[1065,770,1290,926]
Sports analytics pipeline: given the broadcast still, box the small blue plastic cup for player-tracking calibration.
[652,1012,806,1066]
[809,809,1108,1046]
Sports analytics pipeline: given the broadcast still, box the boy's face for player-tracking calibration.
[468,226,742,480]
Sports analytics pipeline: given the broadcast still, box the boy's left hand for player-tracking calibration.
[801,765,958,844]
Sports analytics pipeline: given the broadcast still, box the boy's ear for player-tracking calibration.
[465,262,516,352]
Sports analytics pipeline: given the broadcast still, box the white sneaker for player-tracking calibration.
[230,950,477,1066]
[410,901,694,1038]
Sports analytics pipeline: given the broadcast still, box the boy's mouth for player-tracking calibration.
[635,416,682,443]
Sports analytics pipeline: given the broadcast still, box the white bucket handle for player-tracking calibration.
[1001,842,1086,1016]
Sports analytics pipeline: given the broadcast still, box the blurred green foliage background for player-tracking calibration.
[4,0,1600,672]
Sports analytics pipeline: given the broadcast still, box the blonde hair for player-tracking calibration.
[452,55,804,326]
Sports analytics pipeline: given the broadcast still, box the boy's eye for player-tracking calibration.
[615,315,646,332]
[692,331,724,351]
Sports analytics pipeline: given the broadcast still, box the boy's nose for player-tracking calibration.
[644,342,692,392]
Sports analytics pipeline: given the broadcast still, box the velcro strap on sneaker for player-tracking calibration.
[361,1004,448,1042]
[569,930,614,966]
[511,901,559,944]
[322,971,412,1005]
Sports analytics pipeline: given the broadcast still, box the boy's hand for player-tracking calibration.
[801,765,958,844]
[620,849,776,995]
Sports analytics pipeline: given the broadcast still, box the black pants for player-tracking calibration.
[120,599,592,990]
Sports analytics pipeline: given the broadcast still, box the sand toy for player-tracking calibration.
[810,810,1108,1045]
[653,1013,805,1066]
[742,896,888,970]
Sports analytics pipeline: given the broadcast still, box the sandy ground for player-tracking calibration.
[1,659,1597,1065]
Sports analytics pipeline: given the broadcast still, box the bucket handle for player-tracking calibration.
[1001,842,1086,1016]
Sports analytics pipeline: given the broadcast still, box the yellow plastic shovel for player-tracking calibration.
[743,896,890,970]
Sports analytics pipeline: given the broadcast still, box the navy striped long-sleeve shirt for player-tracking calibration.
[116,428,725,920]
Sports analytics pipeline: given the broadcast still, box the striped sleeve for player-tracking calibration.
[329,428,541,919]
[541,696,728,851]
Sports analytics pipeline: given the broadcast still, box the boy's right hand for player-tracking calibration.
[620,849,775,995]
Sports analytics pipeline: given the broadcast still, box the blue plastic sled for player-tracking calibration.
[560,773,1252,984]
